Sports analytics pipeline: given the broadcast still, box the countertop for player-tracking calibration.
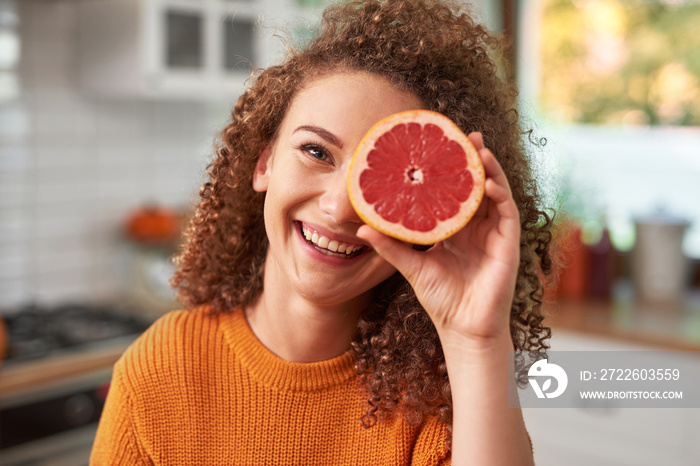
[545,286,700,351]
[2,287,699,401]
[0,335,136,402]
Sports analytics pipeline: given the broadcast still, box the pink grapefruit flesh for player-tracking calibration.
[347,110,485,245]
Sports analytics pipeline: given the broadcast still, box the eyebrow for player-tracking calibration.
[293,125,344,149]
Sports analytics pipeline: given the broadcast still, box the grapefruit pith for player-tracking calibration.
[347,110,485,245]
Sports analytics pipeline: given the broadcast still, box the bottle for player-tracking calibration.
[556,220,592,300]
[588,226,615,299]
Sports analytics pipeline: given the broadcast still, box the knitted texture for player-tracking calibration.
[90,308,451,465]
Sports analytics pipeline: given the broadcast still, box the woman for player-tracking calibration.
[91,0,552,464]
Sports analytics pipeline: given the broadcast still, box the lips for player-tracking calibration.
[298,222,365,258]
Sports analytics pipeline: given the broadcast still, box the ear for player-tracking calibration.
[252,144,272,192]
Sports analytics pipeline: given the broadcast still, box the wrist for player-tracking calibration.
[438,328,513,369]
[437,323,512,353]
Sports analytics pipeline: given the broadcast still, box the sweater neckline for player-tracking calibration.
[219,308,358,392]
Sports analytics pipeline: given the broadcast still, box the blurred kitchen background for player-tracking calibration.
[0,0,699,464]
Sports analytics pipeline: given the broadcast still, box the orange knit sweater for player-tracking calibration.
[90,308,451,465]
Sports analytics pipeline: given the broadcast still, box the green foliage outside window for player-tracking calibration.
[540,0,700,126]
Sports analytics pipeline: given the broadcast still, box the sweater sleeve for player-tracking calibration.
[90,358,151,466]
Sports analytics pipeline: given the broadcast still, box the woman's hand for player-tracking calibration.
[359,133,535,465]
[356,132,521,347]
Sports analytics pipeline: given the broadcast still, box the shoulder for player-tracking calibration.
[124,307,213,354]
[141,306,215,338]
[114,307,226,388]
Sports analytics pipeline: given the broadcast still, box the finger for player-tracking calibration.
[479,147,513,200]
[356,224,424,281]
[480,149,521,238]
[472,188,489,219]
[485,175,515,207]
[468,133,511,213]
[470,144,511,222]
[467,131,484,151]
[466,133,488,219]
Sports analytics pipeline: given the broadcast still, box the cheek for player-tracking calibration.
[270,162,326,208]
[262,172,313,230]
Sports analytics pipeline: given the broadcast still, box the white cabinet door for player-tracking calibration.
[78,0,288,100]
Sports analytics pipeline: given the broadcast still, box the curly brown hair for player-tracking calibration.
[171,0,552,444]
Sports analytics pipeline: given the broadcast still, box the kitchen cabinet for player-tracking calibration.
[77,0,322,99]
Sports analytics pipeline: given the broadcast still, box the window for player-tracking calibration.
[518,0,700,258]
[539,0,700,126]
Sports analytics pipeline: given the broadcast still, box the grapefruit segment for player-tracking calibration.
[347,110,485,245]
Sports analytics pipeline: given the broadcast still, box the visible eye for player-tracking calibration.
[300,143,331,163]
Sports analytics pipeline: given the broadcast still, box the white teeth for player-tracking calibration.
[318,236,329,248]
[301,224,362,256]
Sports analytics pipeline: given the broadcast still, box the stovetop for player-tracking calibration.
[2,303,152,363]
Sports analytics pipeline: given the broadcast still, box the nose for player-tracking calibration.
[319,170,363,225]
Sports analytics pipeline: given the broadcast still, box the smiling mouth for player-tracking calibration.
[297,222,365,258]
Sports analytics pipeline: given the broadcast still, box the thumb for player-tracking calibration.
[357,225,424,281]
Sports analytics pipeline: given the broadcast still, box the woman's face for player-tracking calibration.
[253,71,423,308]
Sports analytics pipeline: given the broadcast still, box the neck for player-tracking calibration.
[245,258,369,363]
[245,298,361,363]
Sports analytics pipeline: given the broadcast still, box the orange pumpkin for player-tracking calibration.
[125,206,181,244]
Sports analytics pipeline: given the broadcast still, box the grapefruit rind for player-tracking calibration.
[347,110,485,245]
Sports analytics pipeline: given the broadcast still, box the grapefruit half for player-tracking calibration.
[347,110,485,245]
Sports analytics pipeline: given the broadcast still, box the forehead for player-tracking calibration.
[280,71,424,136]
